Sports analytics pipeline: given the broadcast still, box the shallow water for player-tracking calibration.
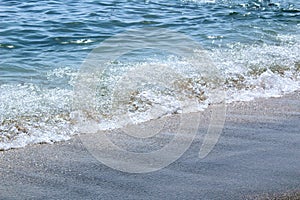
[0,0,299,150]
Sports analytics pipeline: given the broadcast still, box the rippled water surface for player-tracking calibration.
[0,0,299,150]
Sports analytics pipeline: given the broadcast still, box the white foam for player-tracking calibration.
[61,39,94,45]
[210,35,300,102]
[0,84,76,150]
[1,35,299,150]
[226,69,300,103]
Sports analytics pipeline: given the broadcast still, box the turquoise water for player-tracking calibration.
[1,0,299,84]
[0,0,299,150]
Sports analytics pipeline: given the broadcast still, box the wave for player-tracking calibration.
[0,36,299,151]
[60,39,94,45]
[0,44,15,49]
[0,84,75,150]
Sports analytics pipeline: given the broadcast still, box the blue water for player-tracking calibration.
[0,0,299,150]
[1,0,299,84]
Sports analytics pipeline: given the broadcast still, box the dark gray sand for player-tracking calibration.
[252,191,300,200]
[0,92,299,200]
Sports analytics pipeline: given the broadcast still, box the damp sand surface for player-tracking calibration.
[0,91,299,200]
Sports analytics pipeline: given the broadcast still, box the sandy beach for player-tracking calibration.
[1,0,299,199]
[0,91,299,200]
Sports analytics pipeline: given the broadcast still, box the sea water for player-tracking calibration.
[0,0,299,150]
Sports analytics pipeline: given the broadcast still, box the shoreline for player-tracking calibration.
[0,91,299,199]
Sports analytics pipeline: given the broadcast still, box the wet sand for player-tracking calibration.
[0,91,299,200]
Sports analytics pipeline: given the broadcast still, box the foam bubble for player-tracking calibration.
[0,84,76,150]
[61,39,94,45]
